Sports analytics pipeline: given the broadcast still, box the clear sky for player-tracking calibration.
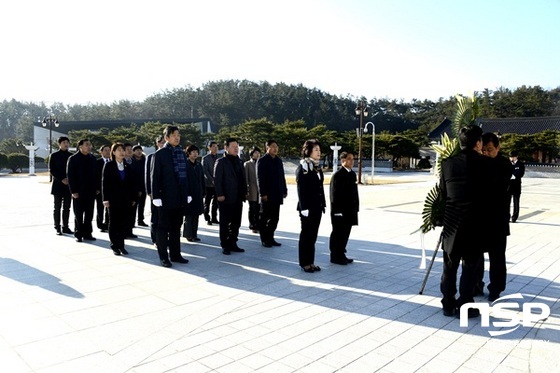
[1,0,559,105]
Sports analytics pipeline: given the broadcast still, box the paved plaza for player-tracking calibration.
[0,171,558,372]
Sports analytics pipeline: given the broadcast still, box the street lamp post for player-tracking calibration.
[364,121,375,184]
[355,102,368,184]
[40,114,59,176]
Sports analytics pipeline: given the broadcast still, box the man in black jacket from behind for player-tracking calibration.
[439,125,494,318]
[508,150,525,223]
[151,126,190,267]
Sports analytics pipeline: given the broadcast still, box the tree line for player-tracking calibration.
[1,81,559,169]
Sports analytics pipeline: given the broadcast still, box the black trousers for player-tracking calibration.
[183,214,200,239]
[329,215,352,260]
[248,200,260,231]
[150,201,158,243]
[475,236,507,295]
[298,210,322,267]
[440,248,478,310]
[95,193,109,230]
[135,192,147,223]
[218,200,243,249]
[204,187,218,221]
[108,204,127,252]
[509,193,521,221]
[156,207,184,261]
[73,196,95,239]
[53,194,71,229]
[259,201,280,244]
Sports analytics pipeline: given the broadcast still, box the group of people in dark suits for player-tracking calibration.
[49,137,147,254]
[50,131,362,272]
[439,125,515,319]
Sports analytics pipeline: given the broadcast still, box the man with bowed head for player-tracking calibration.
[67,139,99,242]
[257,140,288,248]
[214,138,247,255]
[329,151,359,265]
[150,126,191,268]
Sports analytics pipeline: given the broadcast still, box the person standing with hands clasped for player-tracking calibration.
[102,143,137,256]
[329,151,359,265]
[150,126,191,267]
[49,136,73,235]
[296,139,325,273]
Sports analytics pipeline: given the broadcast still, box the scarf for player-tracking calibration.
[300,157,320,174]
[166,143,188,188]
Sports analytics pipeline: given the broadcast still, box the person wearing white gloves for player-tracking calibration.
[150,125,191,268]
[296,139,326,273]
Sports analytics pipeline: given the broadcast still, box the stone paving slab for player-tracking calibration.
[0,172,558,372]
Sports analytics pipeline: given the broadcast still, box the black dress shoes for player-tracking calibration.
[270,240,282,246]
[138,221,149,227]
[112,250,121,256]
[56,229,62,236]
[75,237,83,243]
[161,259,172,268]
[230,246,245,253]
[62,227,73,234]
[442,307,458,317]
[222,249,231,255]
[83,236,96,241]
[330,258,348,265]
[330,257,354,265]
[170,257,189,264]
[126,234,138,239]
[120,248,129,255]
[211,219,220,224]
[261,242,272,248]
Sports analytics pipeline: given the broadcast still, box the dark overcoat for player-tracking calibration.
[102,161,136,208]
[214,154,247,204]
[49,149,71,196]
[439,149,492,257]
[150,145,188,210]
[508,159,525,196]
[256,153,287,204]
[185,160,205,216]
[295,161,326,213]
[329,167,359,225]
[67,151,98,199]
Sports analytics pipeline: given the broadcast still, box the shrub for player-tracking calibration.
[7,153,29,173]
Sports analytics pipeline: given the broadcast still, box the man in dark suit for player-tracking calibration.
[329,151,359,265]
[67,139,99,242]
[508,150,525,223]
[145,135,165,244]
[202,141,219,225]
[256,140,287,247]
[131,145,147,227]
[151,126,190,267]
[96,145,111,232]
[475,132,513,302]
[439,125,493,318]
[49,136,72,235]
[214,138,247,255]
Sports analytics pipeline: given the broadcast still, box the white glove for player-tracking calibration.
[334,213,343,217]
[187,196,192,203]
[153,199,162,207]
[301,209,309,217]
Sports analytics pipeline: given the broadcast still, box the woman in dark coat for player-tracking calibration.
[183,145,205,241]
[296,139,326,273]
[102,143,137,256]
